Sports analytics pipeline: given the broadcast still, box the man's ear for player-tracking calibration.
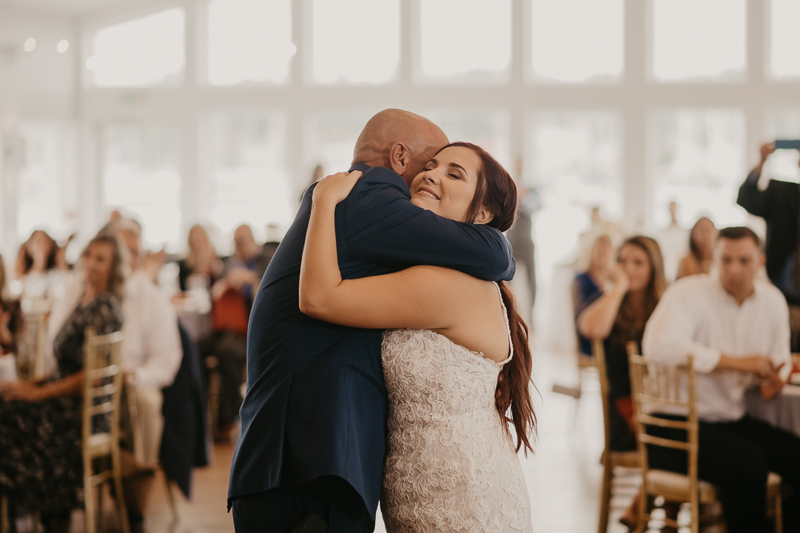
[473,206,494,225]
[388,143,411,176]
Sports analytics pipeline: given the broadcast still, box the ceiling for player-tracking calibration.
[0,0,129,14]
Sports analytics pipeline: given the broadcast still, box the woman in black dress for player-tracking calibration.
[0,233,127,530]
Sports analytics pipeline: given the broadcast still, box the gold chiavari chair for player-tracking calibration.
[82,327,129,533]
[594,339,640,533]
[627,343,783,533]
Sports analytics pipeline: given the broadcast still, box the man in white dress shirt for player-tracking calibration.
[642,226,800,533]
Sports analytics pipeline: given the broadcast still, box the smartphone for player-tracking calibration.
[774,140,800,150]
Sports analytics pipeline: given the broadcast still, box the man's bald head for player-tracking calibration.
[353,109,448,186]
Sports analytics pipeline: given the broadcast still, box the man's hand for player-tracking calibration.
[718,354,780,380]
[755,142,777,174]
[759,369,785,400]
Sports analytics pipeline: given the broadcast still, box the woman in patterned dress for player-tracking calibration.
[0,233,127,531]
[300,143,536,531]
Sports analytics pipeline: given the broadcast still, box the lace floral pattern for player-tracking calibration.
[380,322,532,532]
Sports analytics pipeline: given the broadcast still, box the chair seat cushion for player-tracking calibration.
[645,469,718,503]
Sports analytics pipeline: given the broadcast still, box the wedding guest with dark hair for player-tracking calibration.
[13,230,74,304]
[643,226,800,533]
[177,224,223,292]
[676,216,716,280]
[738,142,800,350]
[578,236,666,451]
[0,233,126,532]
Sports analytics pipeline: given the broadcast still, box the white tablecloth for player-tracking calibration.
[746,384,800,437]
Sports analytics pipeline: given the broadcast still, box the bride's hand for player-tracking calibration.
[312,170,363,205]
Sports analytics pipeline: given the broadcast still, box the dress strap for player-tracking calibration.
[493,282,514,366]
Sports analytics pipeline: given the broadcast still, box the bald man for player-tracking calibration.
[202,224,276,438]
[228,109,516,533]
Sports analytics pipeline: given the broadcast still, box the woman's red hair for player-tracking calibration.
[439,142,537,454]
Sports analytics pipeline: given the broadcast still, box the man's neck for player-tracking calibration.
[726,284,756,306]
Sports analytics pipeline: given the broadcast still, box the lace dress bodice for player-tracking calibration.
[380,285,532,532]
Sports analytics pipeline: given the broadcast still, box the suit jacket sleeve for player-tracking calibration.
[337,166,516,282]
[737,170,772,219]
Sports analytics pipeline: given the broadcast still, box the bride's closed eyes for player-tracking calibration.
[410,145,482,222]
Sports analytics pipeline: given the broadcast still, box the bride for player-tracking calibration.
[299,142,535,532]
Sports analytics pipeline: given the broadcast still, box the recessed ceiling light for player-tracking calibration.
[57,39,69,54]
[23,38,36,52]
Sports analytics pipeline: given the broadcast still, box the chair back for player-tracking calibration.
[592,339,613,453]
[82,328,125,450]
[17,312,48,380]
[627,343,700,521]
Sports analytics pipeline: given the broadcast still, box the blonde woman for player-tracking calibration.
[0,233,126,531]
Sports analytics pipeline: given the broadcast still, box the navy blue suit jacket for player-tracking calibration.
[228,164,516,518]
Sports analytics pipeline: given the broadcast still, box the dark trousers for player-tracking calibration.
[199,330,247,429]
[648,414,800,533]
[231,476,374,533]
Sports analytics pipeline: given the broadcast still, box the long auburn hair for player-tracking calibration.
[610,236,666,347]
[444,141,536,454]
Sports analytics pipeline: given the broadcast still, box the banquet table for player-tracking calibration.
[746,384,800,438]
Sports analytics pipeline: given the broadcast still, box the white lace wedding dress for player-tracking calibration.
[380,284,533,532]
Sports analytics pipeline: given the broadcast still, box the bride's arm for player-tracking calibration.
[300,171,467,330]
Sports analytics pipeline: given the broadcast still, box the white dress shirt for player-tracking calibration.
[642,274,791,422]
[121,272,182,389]
[46,272,182,389]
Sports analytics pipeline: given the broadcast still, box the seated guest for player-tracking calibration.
[13,230,72,304]
[46,220,182,524]
[578,236,666,451]
[201,224,275,439]
[643,226,800,533]
[177,224,223,292]
[676,216,716,280]
[573,234,613,356]
[0,233,125,532]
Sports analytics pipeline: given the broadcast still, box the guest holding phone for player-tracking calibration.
[737,140,800,349]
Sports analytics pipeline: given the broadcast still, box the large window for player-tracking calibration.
[424,110,511,170]
[207,113,293,238]
[419,0,511,83]
[88,8,185,87]
[207,0,293,86]
[312,0,400,85]
[651,0,746,82]
[529,111,623,278]
[102,125,182,249]
[15,123,77,242]
[768,0,800,80]
[530,0,624,83]
[650,109,748,228]
[305,111,375,178]
[764,109,800,183]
